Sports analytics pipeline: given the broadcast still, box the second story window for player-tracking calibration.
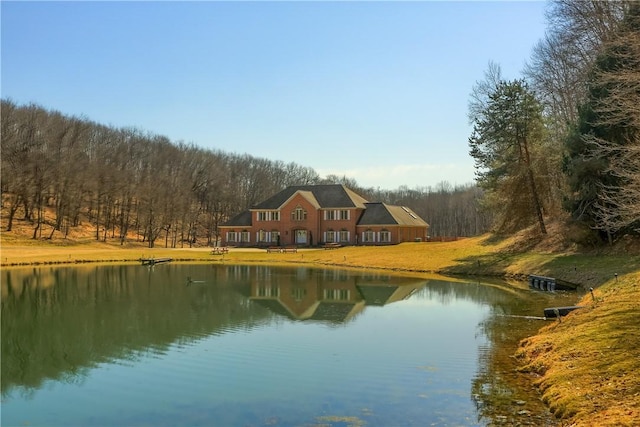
[292,205,307,221]
[257,211,280,221]
[325,210,350,220]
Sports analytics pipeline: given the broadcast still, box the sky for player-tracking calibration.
[1,1,548,190]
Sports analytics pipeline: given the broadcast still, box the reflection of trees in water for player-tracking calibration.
[1,265,430,396]
[2,265,571,426]
[473,294,574,425]
[417,279,525,308]
[419,278,569,426]
[1,265,274,396]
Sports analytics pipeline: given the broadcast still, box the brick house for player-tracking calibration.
[218,184,429,247]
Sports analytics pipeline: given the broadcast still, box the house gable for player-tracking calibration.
[357,203,428,227]
[277,190,321,211]
[253,184,368,210]
[219,184,428,247]
[357,203,398,226]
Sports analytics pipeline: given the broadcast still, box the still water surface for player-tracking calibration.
[1,264,579,426]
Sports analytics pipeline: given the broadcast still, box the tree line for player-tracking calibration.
[468,0,639,243]
[1,100,490,246]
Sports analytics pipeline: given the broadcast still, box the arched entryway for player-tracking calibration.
[294,229,308,245]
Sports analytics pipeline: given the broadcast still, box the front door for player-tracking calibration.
[295,229,307,245]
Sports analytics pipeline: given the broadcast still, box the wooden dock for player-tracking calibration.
[529,275,557,291]
[140,257,173,266]
[544,306,585,318]
[529,274,579,291]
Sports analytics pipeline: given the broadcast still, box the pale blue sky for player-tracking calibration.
[2,1,547,190]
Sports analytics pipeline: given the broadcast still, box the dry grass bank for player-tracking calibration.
[1,228,639,426]
[0,233,496,272]
[516,272,640,426]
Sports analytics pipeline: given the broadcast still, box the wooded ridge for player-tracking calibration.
[2,1,639,249]
[1,100,490,247]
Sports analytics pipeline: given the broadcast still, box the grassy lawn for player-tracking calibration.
[517,271,640,426]
[1,233,639,426]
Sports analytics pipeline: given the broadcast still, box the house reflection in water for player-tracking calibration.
[236,267,425,323]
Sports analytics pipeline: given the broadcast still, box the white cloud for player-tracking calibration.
[316,162,476,190]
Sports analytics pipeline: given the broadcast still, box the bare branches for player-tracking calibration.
[525,0,630,127]
[586,135,640,233]
[468,61,503,125]
[575,5,640,235]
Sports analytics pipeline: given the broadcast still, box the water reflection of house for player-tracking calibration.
[355,280,420,306]
[240,268,425,323]
[250,278,366,323]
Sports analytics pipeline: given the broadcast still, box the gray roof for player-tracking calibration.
[357,203,429,227]
[221,185,429,228]
[355,285,399,306]
[252,184,368,210]
[223,210,252,227]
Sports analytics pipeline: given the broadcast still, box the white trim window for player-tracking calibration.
[270,230,279,243]
[325,230,336,243]
[339,230,350,243]
[291,287,306,301]
[380,229,391,243]
[240,231,250,243]
[226,231,238,243]
[258,285,280,297]
[324,289,350,300]
[363,229,375,243]
[325,209,350,220]
[257,211,280,221]
[292,205,307,221]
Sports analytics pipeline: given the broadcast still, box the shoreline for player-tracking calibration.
[1,238,639,426]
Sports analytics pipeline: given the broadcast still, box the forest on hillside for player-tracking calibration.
[2,0,638,247]
[0,99,489,247]
[468,0,639,243]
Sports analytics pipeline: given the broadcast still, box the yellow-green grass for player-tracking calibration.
[2,233,639,427]
[2,235,637,286]
[516,271,640,426]
[0,235,520,275]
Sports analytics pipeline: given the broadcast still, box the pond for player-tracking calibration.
[1,264,579,426]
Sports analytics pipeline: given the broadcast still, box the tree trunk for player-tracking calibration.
[523,141,547,234]
[5,195,22,232]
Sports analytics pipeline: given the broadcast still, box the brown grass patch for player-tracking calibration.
[516,273,640,426]
[3,207,640,427]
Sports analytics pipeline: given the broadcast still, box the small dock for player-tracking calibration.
[140,257,173,266]
[529,275,557,291]
[529,274,579,291]
[544,306,585,318]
